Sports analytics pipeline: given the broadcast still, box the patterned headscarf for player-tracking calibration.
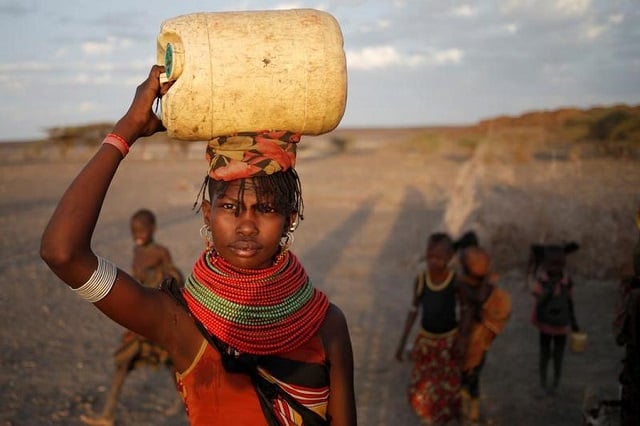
[206,131,301,181]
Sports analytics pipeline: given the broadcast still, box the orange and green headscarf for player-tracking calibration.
[206,131,301,181]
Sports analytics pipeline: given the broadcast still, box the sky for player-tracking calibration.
[0,0,639,141]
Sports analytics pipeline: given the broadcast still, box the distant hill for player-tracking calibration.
[42,104,640,140]
[476,104,640,146]
[6,103,637,162]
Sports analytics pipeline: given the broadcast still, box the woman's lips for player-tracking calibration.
[229,241,261,256]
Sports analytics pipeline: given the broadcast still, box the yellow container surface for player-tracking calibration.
[157,9,348,141]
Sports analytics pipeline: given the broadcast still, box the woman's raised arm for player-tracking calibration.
[40,66,175,340]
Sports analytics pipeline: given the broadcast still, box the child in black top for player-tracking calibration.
[395,233,460,424]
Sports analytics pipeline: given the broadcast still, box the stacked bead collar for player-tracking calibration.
[182,249,329,355]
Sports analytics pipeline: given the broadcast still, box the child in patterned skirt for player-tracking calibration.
[396,233,460,425]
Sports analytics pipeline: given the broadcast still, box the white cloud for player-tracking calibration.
[555,0,590,16]
[82,41,114,56]
[54,47,69,59]
[378,19,391,29]
[0,59,150,76]
[433,48,464,65]
[501,0,591,17]
[78,101,99,113]
[584,23,606,40]
[0,74,26,91]
[358,18,393,34]
[505,23,518,33]
[609,14,624,24]
[451,5,476,17]
[500,0,536,13]
[542,62,575,86]
[346,46,463,70]
[347,46,403,70]
[0,62,53,72]
[72,73,114,85]
[81,36,133,56]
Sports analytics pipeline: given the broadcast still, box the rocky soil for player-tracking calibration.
[1,128,638,425]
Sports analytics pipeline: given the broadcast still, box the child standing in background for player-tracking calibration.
[456,246,511,423]
[81,208,184,426]
[129,208,184,289]
[613,208,640,425]
[395,233,460,425]
[530,244,580,395]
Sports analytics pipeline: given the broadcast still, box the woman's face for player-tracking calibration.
[203,180,288,269]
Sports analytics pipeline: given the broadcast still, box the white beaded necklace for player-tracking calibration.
[425,270,454,292]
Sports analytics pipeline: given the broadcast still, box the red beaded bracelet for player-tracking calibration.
[102,133,130,158]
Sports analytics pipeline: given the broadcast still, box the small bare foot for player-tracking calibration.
[79,413,114,426]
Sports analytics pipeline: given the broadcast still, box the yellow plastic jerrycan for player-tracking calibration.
[157,9,348,141]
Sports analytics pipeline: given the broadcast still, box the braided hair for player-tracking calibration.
[195,168,304,226]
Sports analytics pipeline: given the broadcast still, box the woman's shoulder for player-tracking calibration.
[319,303,352,354]
[321,303,348,333]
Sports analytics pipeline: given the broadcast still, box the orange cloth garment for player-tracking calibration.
[176,334,328,426]
[463,287,511,371]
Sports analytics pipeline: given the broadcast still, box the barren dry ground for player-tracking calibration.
[1,130,638,425]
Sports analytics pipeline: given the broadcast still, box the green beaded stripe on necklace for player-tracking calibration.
[184,274,315,326]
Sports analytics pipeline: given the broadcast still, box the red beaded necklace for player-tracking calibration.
[182,249,329,355]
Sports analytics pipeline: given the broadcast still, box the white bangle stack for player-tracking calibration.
[73,256,118,303]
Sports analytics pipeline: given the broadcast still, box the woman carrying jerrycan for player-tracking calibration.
[41,9,356,425]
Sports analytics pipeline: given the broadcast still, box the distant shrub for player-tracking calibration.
[579,107,640,157]
[330,136,349,152]
[588,109,631,141]
[47,123,113,143]
[457,137,479,149]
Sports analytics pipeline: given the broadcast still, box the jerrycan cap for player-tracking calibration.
[163,42,183,82]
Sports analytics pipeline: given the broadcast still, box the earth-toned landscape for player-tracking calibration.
[1,104,639,425]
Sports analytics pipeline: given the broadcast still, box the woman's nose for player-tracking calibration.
[235,209,259,236]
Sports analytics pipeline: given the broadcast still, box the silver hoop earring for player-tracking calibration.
[280,230,295,251]
[200,224,213,250]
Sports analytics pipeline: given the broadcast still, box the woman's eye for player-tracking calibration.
[258,204,276,213]
[220,203,236,210]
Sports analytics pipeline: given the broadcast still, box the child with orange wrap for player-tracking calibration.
[455,246,511,424]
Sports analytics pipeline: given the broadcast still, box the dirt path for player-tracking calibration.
[0,135,634,425]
